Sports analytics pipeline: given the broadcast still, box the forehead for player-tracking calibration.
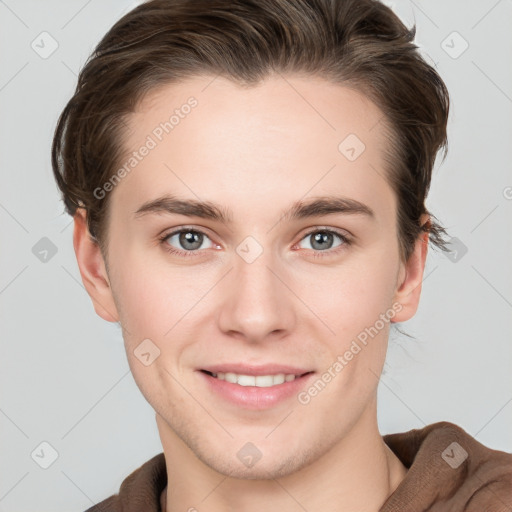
[110,74,395,226]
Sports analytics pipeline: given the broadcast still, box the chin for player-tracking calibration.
[195,441,316,481]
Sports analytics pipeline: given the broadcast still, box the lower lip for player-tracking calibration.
[198,370,315,410]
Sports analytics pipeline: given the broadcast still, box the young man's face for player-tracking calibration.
[75,74,427,479]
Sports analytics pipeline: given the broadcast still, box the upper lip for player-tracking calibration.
[200,364,313,376]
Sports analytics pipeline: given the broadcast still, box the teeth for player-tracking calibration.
[212,372,299,387]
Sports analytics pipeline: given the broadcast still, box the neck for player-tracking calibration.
[158,401,407,512]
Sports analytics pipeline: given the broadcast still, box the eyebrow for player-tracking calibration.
[133,194,375,223]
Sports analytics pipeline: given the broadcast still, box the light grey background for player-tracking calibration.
[1,1,511,511]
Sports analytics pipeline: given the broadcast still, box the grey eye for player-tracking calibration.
[165,230,213,251]
[299,231,344,251]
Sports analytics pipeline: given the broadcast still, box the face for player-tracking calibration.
[75,73,428,479]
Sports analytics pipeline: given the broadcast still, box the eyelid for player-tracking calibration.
[160,224,216,239]
[299,225,352,239]
[160,224,352,240]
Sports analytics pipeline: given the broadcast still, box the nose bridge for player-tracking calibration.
[218,239,294,340]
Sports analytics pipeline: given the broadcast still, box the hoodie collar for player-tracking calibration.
[91,421,512,512]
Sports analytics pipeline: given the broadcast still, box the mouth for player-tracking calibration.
[198,367,315,409]
[200,369,313,388]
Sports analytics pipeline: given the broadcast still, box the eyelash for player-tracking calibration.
[157,227,352,259]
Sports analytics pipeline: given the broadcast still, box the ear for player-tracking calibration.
[73,208,120,323]
[391,213,430,323]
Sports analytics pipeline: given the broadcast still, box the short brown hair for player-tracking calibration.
[51,0,450,263]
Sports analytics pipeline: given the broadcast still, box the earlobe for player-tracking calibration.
[391,214,430,323]
[73,208,120,323]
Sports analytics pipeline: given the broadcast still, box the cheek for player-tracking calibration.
[296,247,399,341]
[300,255,397,414]
[109,245,207,334]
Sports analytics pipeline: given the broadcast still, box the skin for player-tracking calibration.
[73,73,429,512]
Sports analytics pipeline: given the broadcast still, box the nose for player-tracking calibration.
[217,247,297,344]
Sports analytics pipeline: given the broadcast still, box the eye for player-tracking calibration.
[158,227,216,257]
[158,226,352,259]
[296,228,351,257]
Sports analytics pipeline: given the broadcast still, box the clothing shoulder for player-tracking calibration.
[380,421,512,512]
[83,453,167,512]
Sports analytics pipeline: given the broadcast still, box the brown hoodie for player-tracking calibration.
[84,421,512,512]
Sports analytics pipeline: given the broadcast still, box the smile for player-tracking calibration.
[203,370,304,387]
